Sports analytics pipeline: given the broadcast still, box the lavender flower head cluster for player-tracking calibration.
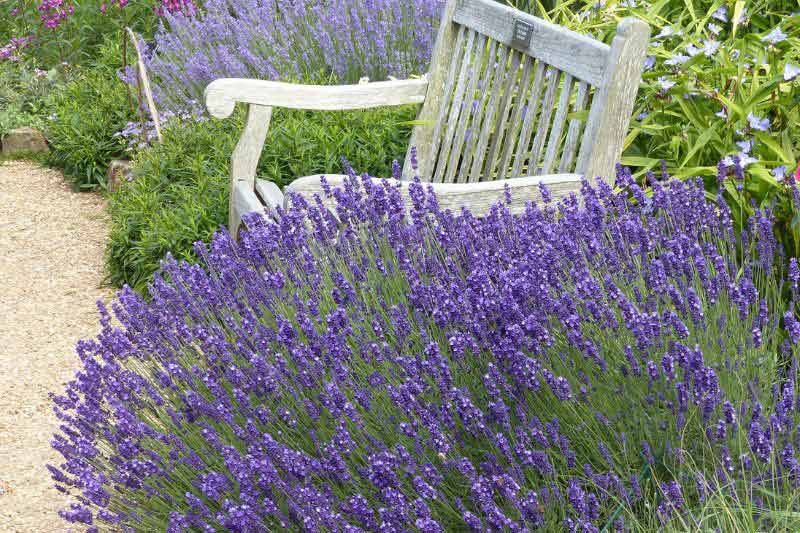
[50,162,800,530]
[139,0,444,114]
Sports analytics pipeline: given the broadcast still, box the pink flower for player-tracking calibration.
[100,3,107,12]
[795,164,800,182]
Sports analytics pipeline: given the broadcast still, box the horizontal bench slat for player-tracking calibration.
[452,0,610,86]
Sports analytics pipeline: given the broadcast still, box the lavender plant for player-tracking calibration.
[51,161,800,529]
[140,0,444,114]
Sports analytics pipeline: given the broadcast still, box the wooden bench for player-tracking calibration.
[205,0,650,235]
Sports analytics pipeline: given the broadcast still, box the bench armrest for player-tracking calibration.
[205,78,429,118]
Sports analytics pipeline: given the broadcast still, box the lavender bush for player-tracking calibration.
[141,0,444,114]
[51,163,800,530]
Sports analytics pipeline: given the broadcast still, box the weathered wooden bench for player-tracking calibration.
[205,0,650,236]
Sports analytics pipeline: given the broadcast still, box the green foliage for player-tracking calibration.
[107,104,417,293]
[1,0,161,68]
[44,38,136,189]
[532,0,800,255]
[0,60,63,137]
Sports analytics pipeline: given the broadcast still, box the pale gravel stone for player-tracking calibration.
[0,161,112,532]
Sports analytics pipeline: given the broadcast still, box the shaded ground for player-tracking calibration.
[0,161,112,531]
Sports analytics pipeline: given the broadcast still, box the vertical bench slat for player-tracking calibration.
[522,67,560,177]
[433,29,478,183]
[467,45,511,183]
[424,24,466,180]
[443,34,488,183]
[495,55,535,181]
[542,73,575,174]
[558,81,590,173]
[511,63,549,179]
[482,50,522,180]
[459,39,501,183]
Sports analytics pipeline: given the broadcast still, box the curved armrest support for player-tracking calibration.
[205,78,429,118]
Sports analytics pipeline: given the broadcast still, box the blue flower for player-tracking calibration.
[712,6,728,22]
[654,26,682,39]
[665,54,689,66]
[762,27,788,45]
[784,63,800,81]
[773,166,788,181]
[657,76,676,91]
[702,40,720,56]
[736,139,754,154]
[747,112,770,132]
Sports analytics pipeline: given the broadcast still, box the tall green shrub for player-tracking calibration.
[107,105,417,292]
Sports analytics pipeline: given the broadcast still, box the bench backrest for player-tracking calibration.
[405,0,649,183]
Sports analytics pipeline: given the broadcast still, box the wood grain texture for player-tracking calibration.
[229,104,271,231]
[443,34,488,183]
[459,40,502,183]
[205,78,428,118]
[542,73,575,174]
[511,62,549,179]
[403,0,461,180]
[467,45,510,182]
[231,180,266,238]
[255,179,284,215]
[496,56,535,181]
[576,17,650,181]
[433,29,477,183]
[453,0,610,86]
[285,173,582,216]
[483,50,522,180]
[525,67,561,177]
[413,24,466,182]
[558,81,590,173]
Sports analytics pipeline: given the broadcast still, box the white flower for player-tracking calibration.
[714,108,727,119]
[702,40,720,56]
[784,63,800,81]
[654,26,682,39]
[721,155,735,166]
[686,44,702,57]
[709,23,722,35]
[762,27,787,45]
[657,76,676,91]
[358,76,370,84]
[665,54,690,66]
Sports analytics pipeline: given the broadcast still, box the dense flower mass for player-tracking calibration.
[138,0,444,113]
[51,164,800,530]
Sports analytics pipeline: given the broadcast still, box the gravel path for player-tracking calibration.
[0,161,112,532]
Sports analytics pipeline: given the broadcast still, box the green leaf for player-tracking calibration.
[731,0,745,39]
[754,131,793,164]
[681,125,718,167]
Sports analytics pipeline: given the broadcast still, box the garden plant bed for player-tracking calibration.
[0,162,112,531]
